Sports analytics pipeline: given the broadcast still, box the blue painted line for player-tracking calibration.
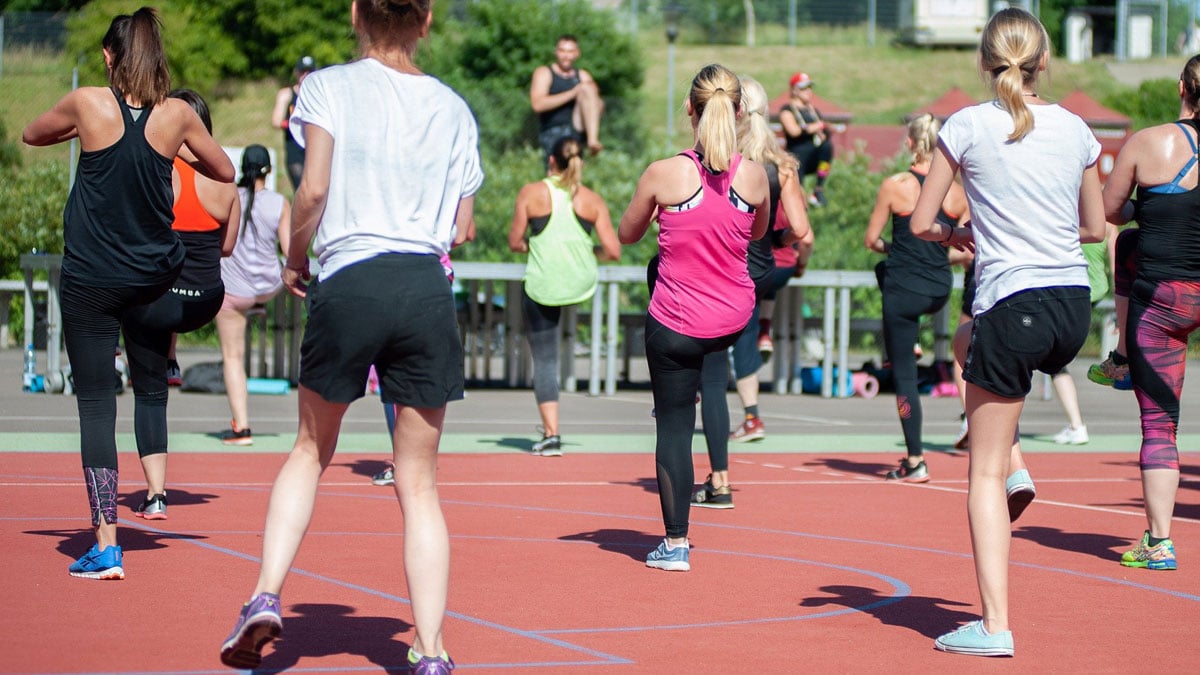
[120,519,632,669]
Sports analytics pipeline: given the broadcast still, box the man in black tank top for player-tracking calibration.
[530,34,605,163]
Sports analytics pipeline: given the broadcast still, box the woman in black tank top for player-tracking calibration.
[22,8,233,582]
[864,114,969,484]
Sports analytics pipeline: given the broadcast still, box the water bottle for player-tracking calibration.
[23,344,37,392]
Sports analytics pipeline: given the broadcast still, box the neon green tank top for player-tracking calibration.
[523,178,599,306]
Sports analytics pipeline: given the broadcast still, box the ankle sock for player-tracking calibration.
[1112,351,1128,366]
[1148,534,1168,547]
[745,405,759,418]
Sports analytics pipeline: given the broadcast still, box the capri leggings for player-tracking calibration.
[646,313,741,539]
[881,283,948,459]
[1114,227,1140,297]
[522,289,565,405]
[122,285,224,458]
[1127,277,1200,471]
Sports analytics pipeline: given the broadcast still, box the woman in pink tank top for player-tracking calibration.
[618,64,769,572]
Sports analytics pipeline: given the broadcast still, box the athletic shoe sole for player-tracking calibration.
[691,500,734,510]
[220,616,282,669]
[135,511,167,521]
[933,642,1014,657]
[69,566,124,580]
[221,437,253,446]
[645,559,690,571]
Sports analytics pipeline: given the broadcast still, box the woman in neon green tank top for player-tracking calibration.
[508,136,621,455]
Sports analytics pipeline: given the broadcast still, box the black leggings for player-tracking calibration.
[61,277,176,470]
[881,282,948,459]
[122,285,224,457]
[645,313,741,539]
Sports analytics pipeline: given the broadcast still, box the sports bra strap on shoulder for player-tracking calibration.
[1175,120,1199,154]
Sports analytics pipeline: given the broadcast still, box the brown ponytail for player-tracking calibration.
[102,7,170,106]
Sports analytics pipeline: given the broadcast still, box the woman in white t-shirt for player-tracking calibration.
[219,2,482,673]
[214,144,291,446]
[910,8,1106,657]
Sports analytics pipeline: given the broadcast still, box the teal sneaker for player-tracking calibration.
[934,620,1014,657]
[1121,530,1177,570]
[1005,469,1036,523]
[645,538,690,571]
[68,544,124,580]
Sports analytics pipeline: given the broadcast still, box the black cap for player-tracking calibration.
[241,144,272,178]
[295,55,316,73]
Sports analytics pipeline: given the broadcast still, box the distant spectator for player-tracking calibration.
[271,56,317,192]
[530,34,604,163]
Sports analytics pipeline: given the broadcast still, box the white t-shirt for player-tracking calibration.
[290,58,484,280]
[939,101,1100,315]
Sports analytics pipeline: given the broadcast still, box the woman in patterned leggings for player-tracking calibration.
[1101,54,1200,572]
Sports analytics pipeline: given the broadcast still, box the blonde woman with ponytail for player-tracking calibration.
[618,64,769,572]
[864,113,968,484]
[910,8,1105,656]
[508,136,620,456]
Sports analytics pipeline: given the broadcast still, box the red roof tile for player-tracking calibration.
[1058,90,1132,128]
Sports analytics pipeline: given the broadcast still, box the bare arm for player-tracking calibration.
[912,145,961,244]
[282,124,333,297]
[1078,164,1106,244]
[864,178,896,254]
[219,187,241,257]
[180,107,235,183]
[779,107,803,138]
[588,192,621,261]
[529,66,577,113]
[276,198,292,259]
[454,195,476,247]
[618,164,662,244]
[776,170,812,247]
[271,87,292,130]
[23,90,81,146]
[1102,139,1138,225]
[508,183,536,253]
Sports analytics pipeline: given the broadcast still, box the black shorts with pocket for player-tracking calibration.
[298,253,464,408]
[963,286,1090,399]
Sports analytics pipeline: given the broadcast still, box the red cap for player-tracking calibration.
[790,72,813,89]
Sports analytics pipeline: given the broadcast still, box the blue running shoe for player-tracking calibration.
[220,592,282,669]
[1005,469,1036,523]
[934,620,1014,657]
[68,543,124,580]
[408,648,455,674]
[645,538,690,571]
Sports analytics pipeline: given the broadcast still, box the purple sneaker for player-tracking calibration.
[220,592,282,669]
[407,648,455,674]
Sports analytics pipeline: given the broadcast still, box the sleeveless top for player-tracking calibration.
[283,87,304,163]
[1133,119,1200,282]
[62,88,183,287]
[650,150,756,338]
[523,178,599,306]
[782,103,821,156]
[221,187,287,298]
[539,67,580,130]
[883,170,956,296]
[171,157,223,291]
[746,162,780,286]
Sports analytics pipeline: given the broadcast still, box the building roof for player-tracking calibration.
[906,87,977,122]
[1058,90,1132,128]
[768,91,853,123]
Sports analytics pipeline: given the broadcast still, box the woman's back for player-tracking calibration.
[1132,120,1200,281]
[224,187,286,297]
[941,102,1098,314]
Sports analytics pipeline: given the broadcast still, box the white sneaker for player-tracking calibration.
[1052,425,1089,445]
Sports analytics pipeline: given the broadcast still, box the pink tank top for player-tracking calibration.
[649,150,756,338]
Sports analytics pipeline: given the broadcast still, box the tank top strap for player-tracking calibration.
[111,87,153,130]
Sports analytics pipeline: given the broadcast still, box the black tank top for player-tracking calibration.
[782,103,820,156]
[62,89,183,287]
[883,171,955,296]
[1133,118,1200,282]
[746,162,779,286]
[539,68,580,130]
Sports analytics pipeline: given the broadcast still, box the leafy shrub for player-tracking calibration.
[0,161,67,279]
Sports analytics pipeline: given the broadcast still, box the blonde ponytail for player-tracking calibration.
[979,8,1049,142]
[690,64,741,172]
[737,76,799,175]
[906,113,941,164]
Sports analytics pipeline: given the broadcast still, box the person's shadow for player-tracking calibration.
[1013,526,1135,561]
[341,458,392,481]
[804,457,896,477]
[25,526,205,560]
[799,584,977,638]
[118,488,219,512]
[559,528,664,563]
[258,602,413,672]
[611,477,659,495]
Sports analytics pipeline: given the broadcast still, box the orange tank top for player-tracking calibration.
[172,157,221,232]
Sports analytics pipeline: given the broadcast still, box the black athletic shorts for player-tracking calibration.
[298,253,464,408]
[963,286,1090,399]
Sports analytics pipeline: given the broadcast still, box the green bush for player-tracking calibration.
[1103,77,1180,130]
[0,161,67,279]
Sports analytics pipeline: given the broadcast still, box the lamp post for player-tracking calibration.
[665,5,681,153]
